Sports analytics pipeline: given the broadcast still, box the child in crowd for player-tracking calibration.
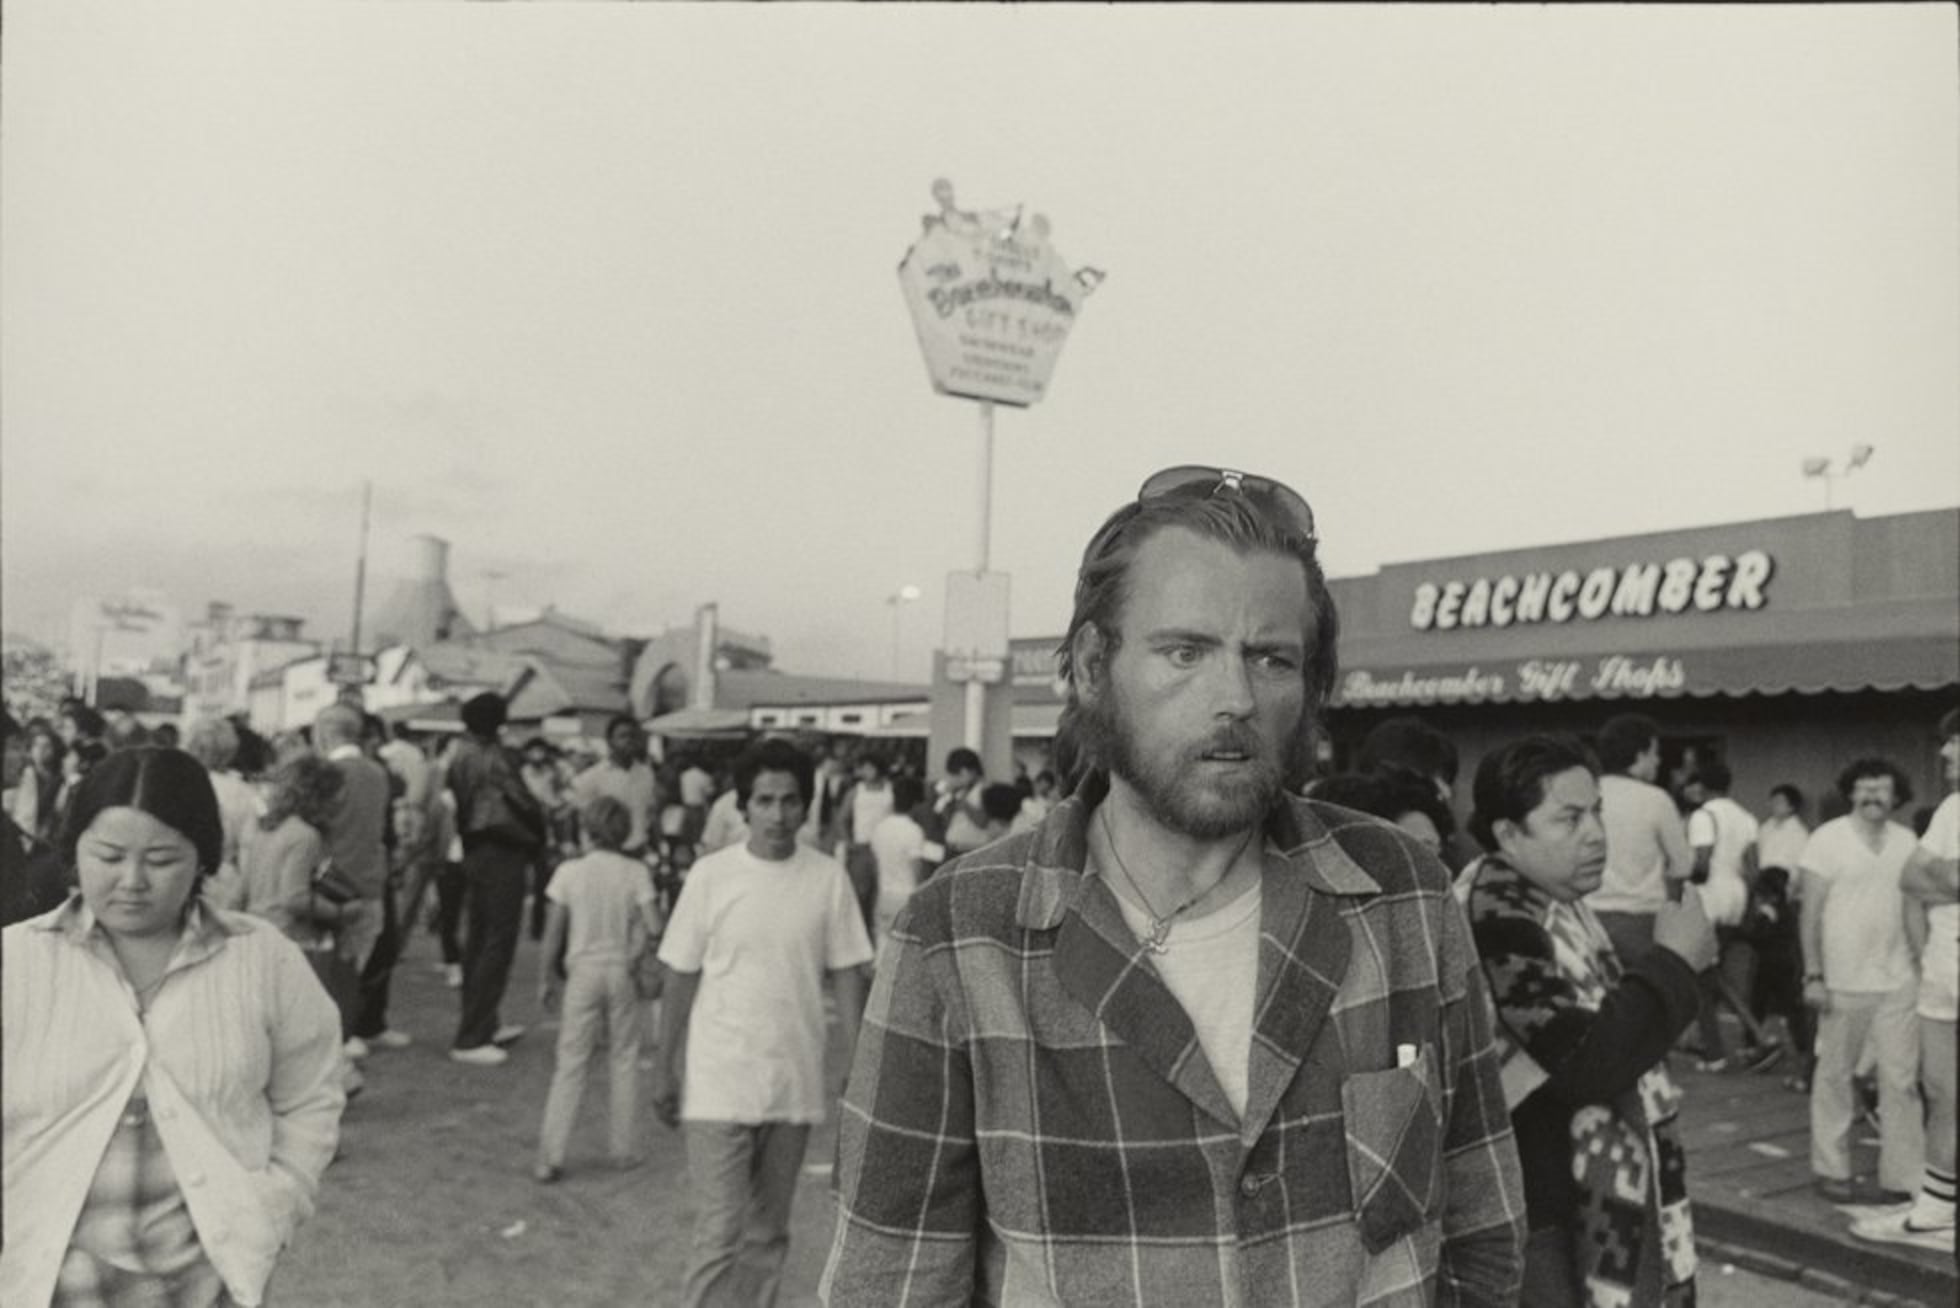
[534,795,664,1182]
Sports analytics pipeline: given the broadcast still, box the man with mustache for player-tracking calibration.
[822,468,1525,1306]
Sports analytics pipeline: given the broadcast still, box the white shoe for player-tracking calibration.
[1851,1207,1956,1253]
[444,964,463,989]
[448,1045,510,1067]
[343,1037,371,1061]
[372,1029,412,1050]
[491,1024,526,1046]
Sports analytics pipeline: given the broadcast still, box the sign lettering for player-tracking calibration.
[1409,550,1774,631]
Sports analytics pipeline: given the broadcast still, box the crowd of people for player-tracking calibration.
[3,465,1956,1307]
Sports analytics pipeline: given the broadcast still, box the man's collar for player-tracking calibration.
[1012,771,1381,933]
[327,744,363,762]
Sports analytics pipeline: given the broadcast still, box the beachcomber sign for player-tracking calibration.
[1408,550,1774,632]
[899,180,1103,408]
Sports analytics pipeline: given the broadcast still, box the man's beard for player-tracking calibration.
[1074,681,1311,840]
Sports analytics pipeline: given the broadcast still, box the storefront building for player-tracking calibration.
[979,507,1957,821]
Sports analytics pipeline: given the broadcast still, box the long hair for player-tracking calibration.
[1052,481,1338,793]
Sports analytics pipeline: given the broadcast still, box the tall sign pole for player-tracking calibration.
[898,180,1103,760]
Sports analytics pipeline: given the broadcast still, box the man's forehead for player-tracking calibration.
[1119,527,1312,635]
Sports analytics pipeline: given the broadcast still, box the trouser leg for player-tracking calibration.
[1923,1016,1958,1180]
[352,887,401,1039]
[1811,993,1876,1181]
[1695,967,1729,1059]
[435,861,467,965]
[737,1121,811,1308]
[538,967,602,1168]
[455,843,528,1050]
[682,1122,754,1308]
[605,967,643,1161]
[1872,981,1926,1193]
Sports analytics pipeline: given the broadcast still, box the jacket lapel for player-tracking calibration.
[1238,798,1377,1144]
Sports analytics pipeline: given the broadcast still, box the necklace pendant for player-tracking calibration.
[1144,920,1173,954]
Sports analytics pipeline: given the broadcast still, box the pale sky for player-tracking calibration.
[4,2,1956,682]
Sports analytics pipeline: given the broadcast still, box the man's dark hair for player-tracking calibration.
[523,737,556,759]
[1354,717,1459,787]
[61,747,225,880]
[1595,714,1660,776]
[735,738,815,811]
[1469,734,1599,852]
[890,774,925,814]
[1695,759,1732,794]
[461,692,508,738]
[980,782,1024,826]
[856,752,889,779]
[61,703,108,741]
[1836,756,1911,807]
[944,747,982,777]
[605,713,640,740]
[1056,477,1338,787]
[1769,782,1806,815]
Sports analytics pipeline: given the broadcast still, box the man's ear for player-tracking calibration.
[1069,624,1109,701]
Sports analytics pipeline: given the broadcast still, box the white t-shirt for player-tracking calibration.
[545,850,656,968]
[658,842,874,1124]
[1757,814,1810,873]
[1589,774,1691,917]
[869,811,926,939]
[1110,878,1262,1120]
[849,783,895,846]
[1801,817,1916,994]
[679,767,713,808]
[1917,794,1958,1021]
[570,761,659,851]
[699,789,747,853]
[1688,796,1761,928]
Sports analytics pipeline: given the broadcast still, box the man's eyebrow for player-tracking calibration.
[1142,629,1222,645]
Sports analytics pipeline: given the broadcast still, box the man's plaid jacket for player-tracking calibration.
[821,775,1525,1306]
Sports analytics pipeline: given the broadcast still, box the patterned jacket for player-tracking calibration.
[822,779,1526,1306]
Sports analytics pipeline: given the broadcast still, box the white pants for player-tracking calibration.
[537,963,642,1167]
[1811,982,1925,1192]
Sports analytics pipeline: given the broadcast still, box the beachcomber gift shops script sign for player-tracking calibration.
[899,179,1103,407]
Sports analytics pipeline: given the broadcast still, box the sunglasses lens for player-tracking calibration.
[1135,465,1316,540]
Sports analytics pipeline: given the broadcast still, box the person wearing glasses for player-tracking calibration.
[823,467,1525,1306]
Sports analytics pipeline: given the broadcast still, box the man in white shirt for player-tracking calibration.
[655,739,873,1307]
[1586,714,1693,967]
[1685,761,1777,1072]
[571,716,660,858]
[1856,709,1960,1247]
[868,775,927,945]
[1802,757,1924,1205]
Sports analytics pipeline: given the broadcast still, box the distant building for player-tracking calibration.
[182,602,321,722]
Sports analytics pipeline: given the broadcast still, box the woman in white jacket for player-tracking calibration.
[2,746,345,1307]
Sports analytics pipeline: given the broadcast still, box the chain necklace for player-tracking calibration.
[1097,806,1254,954]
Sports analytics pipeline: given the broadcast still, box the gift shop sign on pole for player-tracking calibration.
[899,180,1103,751]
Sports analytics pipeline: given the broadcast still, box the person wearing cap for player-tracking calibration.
[823,466,1524,1306]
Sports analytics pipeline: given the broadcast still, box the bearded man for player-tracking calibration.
[822,467,1525,1306]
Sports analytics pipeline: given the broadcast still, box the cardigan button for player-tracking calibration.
[1239,1176,1262,1197]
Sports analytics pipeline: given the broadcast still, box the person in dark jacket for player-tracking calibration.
[1462,734,1717,1307]
[2,708,70,927]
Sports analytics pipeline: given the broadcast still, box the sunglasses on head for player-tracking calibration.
[1135,465,1318,542]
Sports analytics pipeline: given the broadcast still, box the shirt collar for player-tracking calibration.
[1012,770,1382,933]
[327,744,363,762]
[39,889,246,950]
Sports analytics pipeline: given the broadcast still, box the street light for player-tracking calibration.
[1800,444,1876,509]
[886,585,921,678]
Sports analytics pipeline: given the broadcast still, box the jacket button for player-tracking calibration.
[1240,1176,1261,1197]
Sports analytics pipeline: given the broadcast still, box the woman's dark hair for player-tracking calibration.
[889,774,925,815]
[1469,734,1598,852]
[980,782,1024,826]
[60,747,225,879]
[735,738,815,810]
[24,717,66,769]
[1312,769,1456,840]
[1355,717,1459,787]
[1768,783,1806,815]
[1836,757,1911,807]
[266,753,346,832]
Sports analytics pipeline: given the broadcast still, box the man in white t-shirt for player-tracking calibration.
[655,739,873,1307]
[868,775,926,946]
[1855,710,1960,1247]
[570,716,660,858]
[1801,757,1924,1205]
[1586,714,1693,967]
[1685,762,1776,1072]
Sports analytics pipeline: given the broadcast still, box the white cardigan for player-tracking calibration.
[2,898,345,1307]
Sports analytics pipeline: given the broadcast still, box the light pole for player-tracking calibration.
[482,569,509,633]
[1801,443,1874,509]
[886,585,921,679]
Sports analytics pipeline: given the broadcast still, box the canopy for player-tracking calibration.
[644,706,754,739]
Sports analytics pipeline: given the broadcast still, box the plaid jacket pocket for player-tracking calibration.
[1339,1044,1444,1254]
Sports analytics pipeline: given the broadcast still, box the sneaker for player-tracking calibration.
[491,1024,526,1047]
[449,1045,510,1066]
[1738,1043,1784,1073]
[532,1163,563,1184]
[371,1029,413,1050]
[343,1037,371,1061]
[343,1065,366,1099]
[444,964,463,989]
[1850,1208,1957,1253]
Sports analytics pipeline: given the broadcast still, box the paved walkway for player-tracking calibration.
[1675,1056,1957,1306]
